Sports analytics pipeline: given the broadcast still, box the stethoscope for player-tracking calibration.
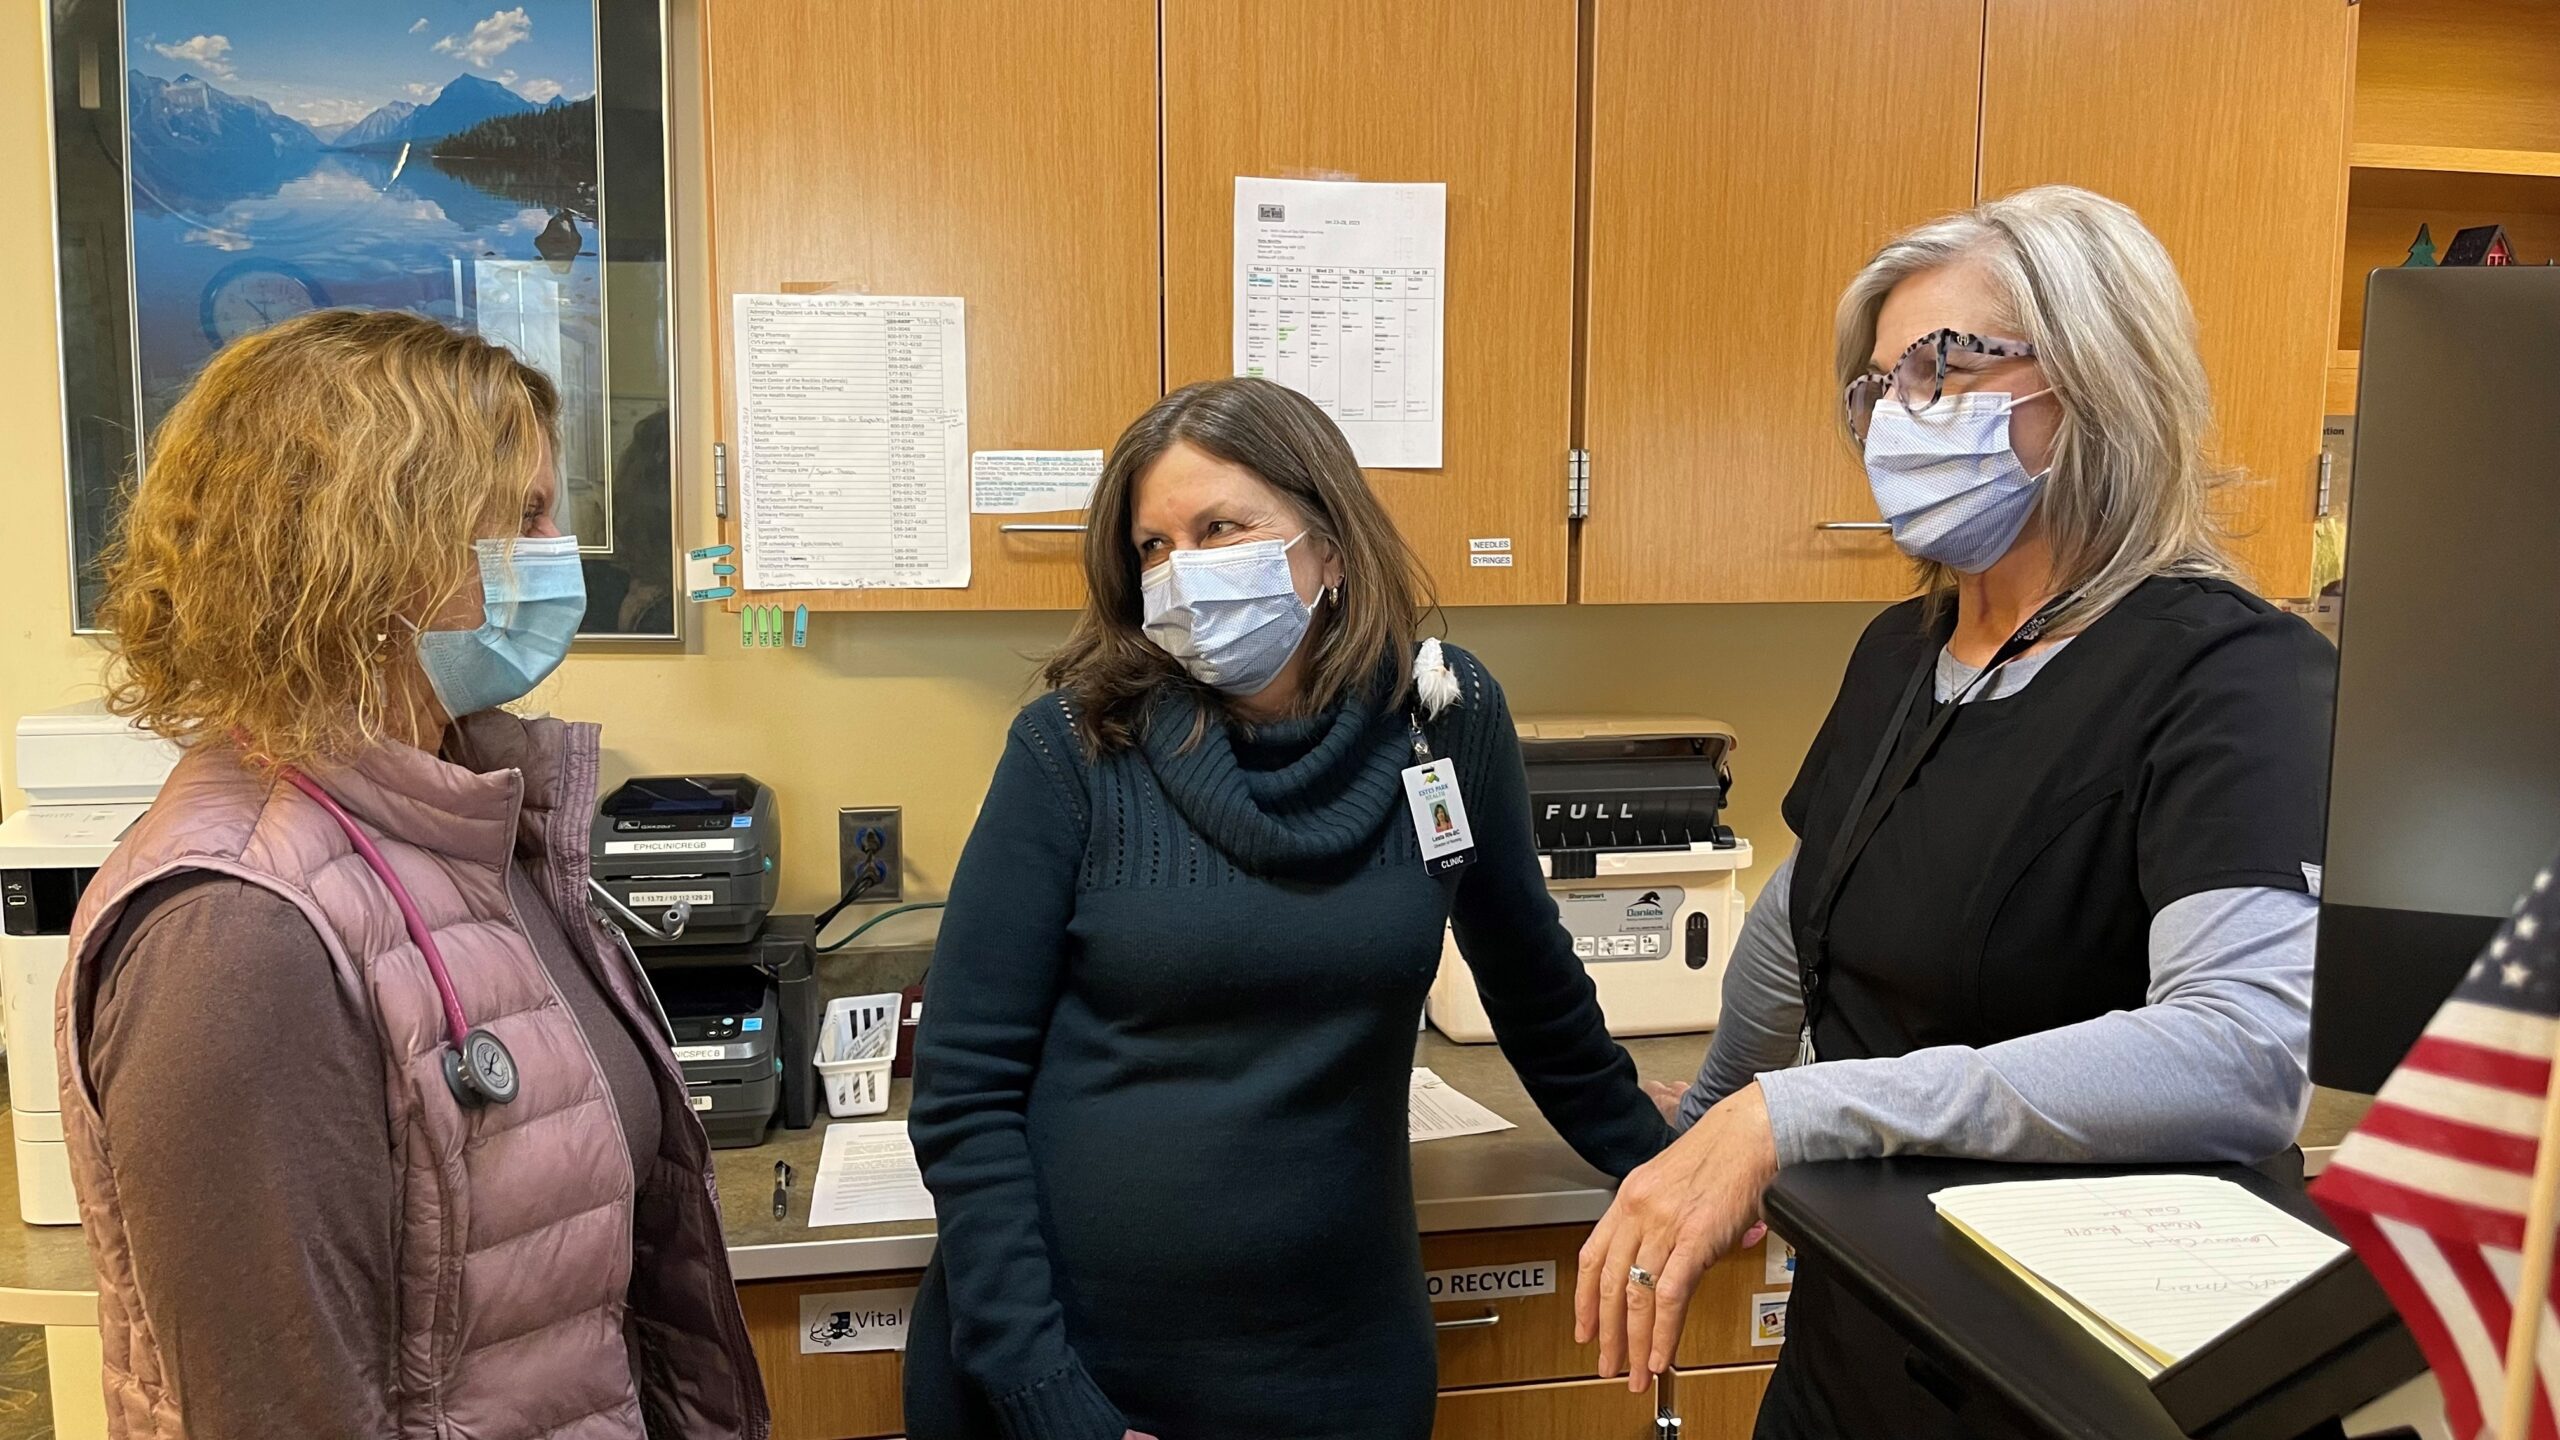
[281,770,691,1109]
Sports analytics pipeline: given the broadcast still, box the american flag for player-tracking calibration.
[2314,857,2560,1440]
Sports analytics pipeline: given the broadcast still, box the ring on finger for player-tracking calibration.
[1628,1264,1658,1290]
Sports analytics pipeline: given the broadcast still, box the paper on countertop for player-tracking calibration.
[1930,1174,2348,1375]
[970,449,1104,515]
[1409,1067,1515,1143]
[733,292,971,591]
[807,1121,937,1229]
[1233,177,1445,469]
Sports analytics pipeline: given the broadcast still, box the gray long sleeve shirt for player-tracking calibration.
[1677,641,2319,1166]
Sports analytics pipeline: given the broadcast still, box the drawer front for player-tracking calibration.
[1424,1225,1786,1389]
[1676,1232,1793,1369]
[1430,1366,1773,1440]
[737,1274,920,1440]
[1433,1373,1666,1439]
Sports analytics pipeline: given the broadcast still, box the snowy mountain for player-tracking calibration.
[327,99,417,150]
[128,70,323,161]
[333,74,534,150]
[126,70,324,208]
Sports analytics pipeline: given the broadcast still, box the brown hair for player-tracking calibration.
[1042,378,1434,752]
[99,308,560,770]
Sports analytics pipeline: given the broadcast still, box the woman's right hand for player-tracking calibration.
[1126,1431,1158,1439]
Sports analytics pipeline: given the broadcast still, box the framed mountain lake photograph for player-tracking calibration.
[43,0,679,638]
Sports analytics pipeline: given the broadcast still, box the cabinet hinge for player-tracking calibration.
[2316,451,2333,519]
[1568,448,1591,520]
[713,441,730,520]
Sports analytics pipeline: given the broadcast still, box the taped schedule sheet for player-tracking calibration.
[1234,177,1445,469]
[734,293,970,590]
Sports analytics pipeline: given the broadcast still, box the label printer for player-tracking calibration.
[1427,719,1752,1042]
[592,775,816,1147]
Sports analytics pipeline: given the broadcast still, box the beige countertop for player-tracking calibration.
[0,1029,2379,1312]
[718,1032,2379,1282]
[718,1031,1712,1281]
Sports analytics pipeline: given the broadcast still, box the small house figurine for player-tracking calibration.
[2402,223,2438,267]
[2442,224,2516,267]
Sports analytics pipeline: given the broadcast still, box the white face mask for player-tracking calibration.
[1863,389,2053,574]
[1139,533,1317,696]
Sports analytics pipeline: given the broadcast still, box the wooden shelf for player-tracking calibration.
[2327,350,2358,418]
[2352,142,2560,179]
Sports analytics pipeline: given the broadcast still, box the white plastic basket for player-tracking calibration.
[814,993,901,1118]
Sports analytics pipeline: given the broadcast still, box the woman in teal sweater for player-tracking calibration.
[905,378,1672,1440]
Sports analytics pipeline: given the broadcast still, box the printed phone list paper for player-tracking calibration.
[734,293,971,591]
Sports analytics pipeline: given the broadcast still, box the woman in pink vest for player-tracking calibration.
[57,309,767,1440]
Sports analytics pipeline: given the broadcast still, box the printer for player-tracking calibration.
[1427,718,1751,1042]
[592,775,815,1147]
[0,704,181,1224]
[591,774,781,947]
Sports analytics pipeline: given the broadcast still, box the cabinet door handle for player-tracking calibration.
[997,523,1089,533]
[1433,1311,1502,1332]
[1814,521,1893,532]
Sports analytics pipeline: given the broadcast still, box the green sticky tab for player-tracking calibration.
[740,608,753,646]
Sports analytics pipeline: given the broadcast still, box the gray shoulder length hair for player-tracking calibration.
[1835,185,2244,635]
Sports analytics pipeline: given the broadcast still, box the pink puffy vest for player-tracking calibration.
[57,713,769,1439]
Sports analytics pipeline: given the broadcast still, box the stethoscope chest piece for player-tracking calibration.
[443,1026,521,1107]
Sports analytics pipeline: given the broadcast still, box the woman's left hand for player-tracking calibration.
[1574,1082,1781,1389]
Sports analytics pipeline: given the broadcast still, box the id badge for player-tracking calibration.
[1401,760,1476,876]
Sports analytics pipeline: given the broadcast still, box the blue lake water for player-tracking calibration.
[129,148,607,534]
[130,148,600,435]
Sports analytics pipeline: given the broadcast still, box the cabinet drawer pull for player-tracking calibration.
[1814,521,1893,532]
[997,523,1089,533]
[1433,1311,1502,1332]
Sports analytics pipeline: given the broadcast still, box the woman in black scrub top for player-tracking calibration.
[1573,185,2337,1437]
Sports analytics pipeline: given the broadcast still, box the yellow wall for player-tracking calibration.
[0,2,1879,920]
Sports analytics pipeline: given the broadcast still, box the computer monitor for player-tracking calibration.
[2311,266,2560,1093]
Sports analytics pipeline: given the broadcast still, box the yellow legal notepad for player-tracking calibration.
[1931,1175,2349,1378]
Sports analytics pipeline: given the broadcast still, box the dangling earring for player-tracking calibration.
[1323,582,1341,607]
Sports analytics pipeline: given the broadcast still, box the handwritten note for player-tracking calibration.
[1931,1175,2346,1373]
[1409,1068,1514,1143]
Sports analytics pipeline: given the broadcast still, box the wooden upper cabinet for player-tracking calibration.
[1978,0,2356,601]
[701,0,1160,611]
[1162,0,1579,605]
[1579,0,1985,604]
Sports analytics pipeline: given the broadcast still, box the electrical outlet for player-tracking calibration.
[836,807,903,903]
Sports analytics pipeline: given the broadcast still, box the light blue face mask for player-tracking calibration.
[1139,533,1317,697]
[1862,389,2053,574]
[414,534,587,718]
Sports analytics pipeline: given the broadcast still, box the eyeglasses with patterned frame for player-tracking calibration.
[1843,328,2040,443]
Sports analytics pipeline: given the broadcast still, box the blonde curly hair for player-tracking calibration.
[99,308,560,770]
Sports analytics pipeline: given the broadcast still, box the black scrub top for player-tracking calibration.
[1756,574,2335,1440]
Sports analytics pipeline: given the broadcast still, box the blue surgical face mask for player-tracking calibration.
[1863,389,2054,574]
[413,534,586,718]
[1139,533,1318,697]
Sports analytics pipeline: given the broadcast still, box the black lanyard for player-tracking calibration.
[1796,591,2079,1048]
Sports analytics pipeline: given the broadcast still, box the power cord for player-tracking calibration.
[816,901,946,954]
[811,870,877,939]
